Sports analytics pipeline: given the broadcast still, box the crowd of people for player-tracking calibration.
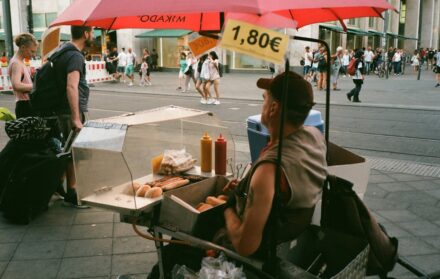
[302,45,440,102]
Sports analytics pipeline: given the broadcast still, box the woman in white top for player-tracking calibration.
[183,52,197,93]
[8,33,38,118]
[411,50,420,73]
[204,51,221,105]
[196,54,211,104]
[392,49,402,75]
[342,49,350,77]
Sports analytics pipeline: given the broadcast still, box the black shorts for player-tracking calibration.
[435,66,440,74]
[15,100,34,118]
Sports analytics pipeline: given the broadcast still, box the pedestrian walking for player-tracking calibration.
[342,49,350,77]
[151,49,159,71]
[331,46,343,91]
[392,49,402,75]
[183,52,197,93]
[268,62,275,77]
[177,52,187,92]
[8,33,38,118]
[364,46,374,75]
[139,58,149,86]
[411,50,420,73]
[315,47,328,90]
[303,46,313,77]
[346,50,365,103]
[115,47,127,82]
[142,48,153,85]
[204,51,221,105]
[124,48,136,86]
[196,54,211,104]
[434,51,440,87]
[109,46,119,80]
[103,48,116,77]
[428,48,435,69]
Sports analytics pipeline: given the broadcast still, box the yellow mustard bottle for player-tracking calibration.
[200,132,212,173]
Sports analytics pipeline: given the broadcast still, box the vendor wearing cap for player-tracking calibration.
[222,71,328,257]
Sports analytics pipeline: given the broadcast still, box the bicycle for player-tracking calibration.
[375,62,386,78]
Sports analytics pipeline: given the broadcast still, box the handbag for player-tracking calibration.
[5,117,51,141]
[321,175,399,276]
[184,66,193,76]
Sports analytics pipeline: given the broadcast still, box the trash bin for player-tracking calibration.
[247,110,324,163]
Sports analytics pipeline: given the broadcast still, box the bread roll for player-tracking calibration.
[145,187,163,198]
[161,179,190,191]
[206,196,226,206]
[132,182,142,193]
[136,185,151,197]
[196,203,213,212]
[217,195,228,201]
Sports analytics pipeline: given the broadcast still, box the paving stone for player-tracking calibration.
[111,253,157,275]
[13,240,66,260]
[386,190,438,206]
[364,184,389,198]
[408,205,440,221]
[22,225,70,242]
[114,213,121,223]
[64,238,112,257]
[424,236,440,250]
[113,236,156,254]
[370,212,387,223]
[388,173,433,182]
[426,189,440,200]
[398,221,440,237]
[409,180,440,191]
[369,174,396,183]
[376,210,421,222]
[379,222,412,238]
[397,237,438,256]
[386,263,418,278]
[1,259,60,279]
[0,243,17,261]
[114,223,138,237]
[376,182,414,192]
[58,256,111,278]
[364,197,408,211]
[32,212,75,227]
[69,223,113,240]
[74,212,115,225]
[111,275,147,279]
[406,254,440,274]
[0,228,27,243]
[370,169,383,175]
[0,261,7,275]
[0,216,22,230]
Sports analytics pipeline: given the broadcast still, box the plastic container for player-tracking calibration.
[214,134,227,175]
[246,110,325,163]
[200,132,212,173]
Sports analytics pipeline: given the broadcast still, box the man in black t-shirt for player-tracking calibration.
[56,25,94,207]
[428,48,435,69]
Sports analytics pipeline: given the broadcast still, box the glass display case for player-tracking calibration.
[72,106,235,215]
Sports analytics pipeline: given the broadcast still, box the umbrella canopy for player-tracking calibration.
[50,0,396,31]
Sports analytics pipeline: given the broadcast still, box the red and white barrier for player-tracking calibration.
[0,67,12,92]
[85,61,114,84]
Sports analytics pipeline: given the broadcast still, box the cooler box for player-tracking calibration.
[247,110,324,163]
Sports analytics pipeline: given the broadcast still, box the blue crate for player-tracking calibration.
[247,110,324,163]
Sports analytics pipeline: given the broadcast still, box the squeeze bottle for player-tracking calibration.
[200,132,212,172]
[215,134,227,175]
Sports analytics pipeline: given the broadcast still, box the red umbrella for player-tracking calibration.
[51,0,396,31]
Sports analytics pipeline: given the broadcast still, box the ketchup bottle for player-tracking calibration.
[215,134,227,175]
[200,132,212,173]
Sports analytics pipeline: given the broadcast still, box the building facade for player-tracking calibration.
[1,0,439,69]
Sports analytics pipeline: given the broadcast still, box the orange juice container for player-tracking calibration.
[200,132,212,173]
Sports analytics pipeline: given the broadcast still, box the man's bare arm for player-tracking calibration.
[224,163,275,256]
[66,71,82,131]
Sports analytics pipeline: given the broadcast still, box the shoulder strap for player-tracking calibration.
[48,44,81,63]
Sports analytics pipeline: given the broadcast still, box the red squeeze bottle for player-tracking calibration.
[215,134,227,175]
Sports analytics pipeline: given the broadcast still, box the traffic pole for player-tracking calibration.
[2,0,14,59]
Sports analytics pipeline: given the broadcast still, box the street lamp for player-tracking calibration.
[27,0,34,34]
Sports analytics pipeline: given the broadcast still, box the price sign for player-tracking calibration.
[188,36,219,57]
[220,19,288,64]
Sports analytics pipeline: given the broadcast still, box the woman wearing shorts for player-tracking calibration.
[204,51,221,105]
[196,54,210,104]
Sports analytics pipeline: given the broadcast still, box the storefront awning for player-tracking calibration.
[319,24,345,33]
[386,32,399,38]
[368,30,384,36]
[397,35,418,41]
[135,29,191,38]
[93,29,115,38]
[33,31,71,41]
[347,28,370,36]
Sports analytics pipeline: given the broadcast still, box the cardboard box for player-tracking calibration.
[159,176,229,239]
[311,142,371,225]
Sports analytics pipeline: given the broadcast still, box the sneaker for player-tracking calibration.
[176,86,182,90]
[207,98,215,105]
[128,82,133,86]
[181,90,186,93]
[213,100,220,105]
[200,98,207,104]
[435,84,440,88]
[63,189,90,209]
[346,93,352,102]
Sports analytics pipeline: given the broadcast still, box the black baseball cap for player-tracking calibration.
[257,71,314,111]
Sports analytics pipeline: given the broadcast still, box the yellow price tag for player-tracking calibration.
[220,19,289,64]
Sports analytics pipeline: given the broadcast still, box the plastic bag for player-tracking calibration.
[160,148,196,175]
[199,253,246,279]
[171,265,198,279]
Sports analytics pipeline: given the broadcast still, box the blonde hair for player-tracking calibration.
[14,33,38,48]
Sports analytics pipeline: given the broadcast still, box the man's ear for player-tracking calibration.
[269,100,280,118]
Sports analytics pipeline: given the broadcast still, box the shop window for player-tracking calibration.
[348,18,359,27]
[355,36,363,50]
[161,38,180,68]
[368,18,375,28]
[346,34,355,50]
[234,53,266,69]
[45,13,57,27]
[319,28,332,52]
[32,13,46,28]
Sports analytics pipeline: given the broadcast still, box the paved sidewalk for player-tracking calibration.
[0,164,439,278]
[92,67,440,110]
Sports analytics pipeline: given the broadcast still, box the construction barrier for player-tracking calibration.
[0,60,113,92]
[85,61,114,84]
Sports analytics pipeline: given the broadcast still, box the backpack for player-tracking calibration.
[347,58,357,76]
[30,44,81,113]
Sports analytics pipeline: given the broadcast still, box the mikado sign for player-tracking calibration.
[220,19,289,64]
